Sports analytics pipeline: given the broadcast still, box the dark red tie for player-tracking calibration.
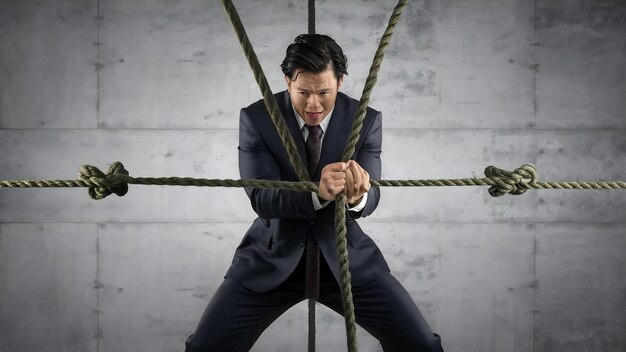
[305,125,322,299]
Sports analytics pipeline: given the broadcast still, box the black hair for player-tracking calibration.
[281,34,348,80]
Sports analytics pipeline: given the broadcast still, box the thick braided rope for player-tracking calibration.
[333,193,358,351]
[341,0,408,162]
[220,0,310,182]
[0,162,319,200]
[219,1,320,349]
[336,1,409,350]
[6,176,623,192]
[372,179,626,190]
[2,163,625,198]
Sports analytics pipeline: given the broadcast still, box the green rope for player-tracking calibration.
[333,194,358,350]
[341,0,408,162]
[0,162,318,200]
[218,1,324,349]
[336,1,409,349]
[220,0,310,182]
[218,1,319,348]
[2,162,624,200]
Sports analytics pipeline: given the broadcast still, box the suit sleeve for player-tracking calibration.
[351,110,382,219]
[238,107,318,220]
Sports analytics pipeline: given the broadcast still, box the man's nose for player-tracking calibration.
[307,94,321,108]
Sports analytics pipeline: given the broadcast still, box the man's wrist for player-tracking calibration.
[312,192,331,210]
[348,193,368,212]
[348,196,364,208]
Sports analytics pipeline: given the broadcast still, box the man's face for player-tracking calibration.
[285,67,343,126]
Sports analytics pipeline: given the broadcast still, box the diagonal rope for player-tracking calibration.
[341,0,408,162]
[220,0,310,182]
[218,1,321,350]
[336,0,408,350]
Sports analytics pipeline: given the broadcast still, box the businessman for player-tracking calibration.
[185,34,443,352]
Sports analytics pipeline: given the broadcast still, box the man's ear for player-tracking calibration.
[284,75,291,88]
[338,75,344,90]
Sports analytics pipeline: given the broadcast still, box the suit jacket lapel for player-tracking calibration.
[279,91,310,179]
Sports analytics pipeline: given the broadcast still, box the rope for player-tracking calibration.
[333,1,409,349]
[220,0,310,182]
[2,162,624,200]
[1,1,622,352]
[308,1,318,351]
[341,0,408,162]
[219,1,319,348]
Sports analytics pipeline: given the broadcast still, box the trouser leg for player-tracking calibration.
[319,272,443,352]
[185,278,302,352]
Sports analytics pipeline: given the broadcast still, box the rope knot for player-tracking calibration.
[484,164,538,197]
[78,162,129,200]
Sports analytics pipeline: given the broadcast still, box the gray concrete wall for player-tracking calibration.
[0,0,624,351]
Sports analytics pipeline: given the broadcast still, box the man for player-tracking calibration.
[185,34,443,352]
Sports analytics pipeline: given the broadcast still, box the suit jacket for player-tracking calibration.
[226,90,390,293]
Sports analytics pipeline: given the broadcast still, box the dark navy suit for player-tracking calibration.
[228,90,388,292]
[185,91,443,352]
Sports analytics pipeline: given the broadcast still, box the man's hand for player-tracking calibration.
[318,160,370,206]
[344,160,370,206]
[318,162,347,201]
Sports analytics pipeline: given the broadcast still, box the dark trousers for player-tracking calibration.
[185,267,443,352]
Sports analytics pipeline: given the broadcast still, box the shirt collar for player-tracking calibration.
[292,105,334,134]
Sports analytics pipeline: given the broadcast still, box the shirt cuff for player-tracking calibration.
[311,192,331,210]
[311,192,368,212]
[348,192,368,212]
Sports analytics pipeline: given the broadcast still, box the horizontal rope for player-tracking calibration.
[372,179,626,189]
[0,162,624,200]
[0,178,318,191]
[4,178,623,190]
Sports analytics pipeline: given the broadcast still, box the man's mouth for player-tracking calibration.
[306,112,323,119]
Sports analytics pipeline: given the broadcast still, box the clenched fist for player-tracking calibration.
[318,160,370,206]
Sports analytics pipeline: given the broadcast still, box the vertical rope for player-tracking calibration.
[220,1,318,350]
[308,297,316,352]
[335,193,358,351]
[308,0,316,35]
[220,0,310,182]
[308,1,317,352]
[335,1,409,351]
